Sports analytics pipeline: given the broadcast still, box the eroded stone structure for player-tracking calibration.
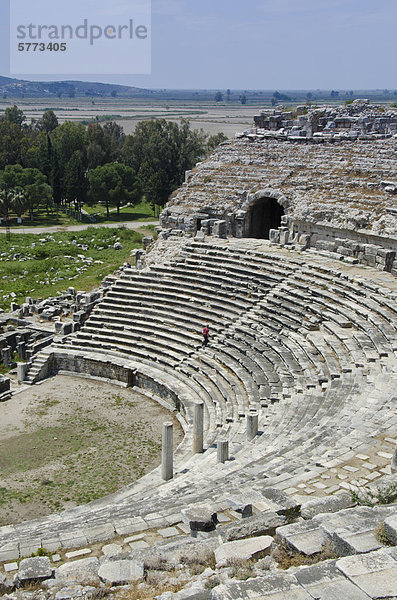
[0,102,396,599]
[160,102,397,273]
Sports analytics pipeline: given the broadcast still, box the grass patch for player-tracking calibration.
[1,205,83,229]
[0,226,142,311]
[82,200,155,223]
[350,482,397,507]
[0,388,164,523]
[272,541,337,570]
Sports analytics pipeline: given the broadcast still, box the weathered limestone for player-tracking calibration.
[391,444,397,473]
[300,492,354,520]
[383,513,397,546]
[276,520,327,556]
[219,511,286,542]
[14,557,53,586]
[1,346,12,368]
[336,548,397,599]
[181,505,218,533]
[215,535,273,567]
[246,411,258,441]
[192,401,204,454]
[161,422,173,481]
[17,341,26,361]
[217,439,229,463]
[98,558,144,585]
[17,361,28,383]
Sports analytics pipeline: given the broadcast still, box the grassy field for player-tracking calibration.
[0,226,143,312]
[1,206,83,229]
[83,199,155,223]
[0,377,183,525]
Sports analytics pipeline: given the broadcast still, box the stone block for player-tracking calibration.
[279,229,289,245]
[315,506,384,556]
[219,511,286,542]
[14,556,53,586]
[276,520,327,556]
[257,487,301,516]
[0,542,19,562]
[181,505,218,532]
[212,572,313,600]
[226,495,253,518]
[212,220,227,239]
[98,558,144,585]
[61,322,73,335]
[17,362,27,383]
[300,492,354,520]
[383,512,397,545]
[295,560,372,599]
[101,543,123,556]
[215,535,273,567]
[83,523,115,544]
[269,229,280,244]
[56,557,100,585]
[336,548,397,599]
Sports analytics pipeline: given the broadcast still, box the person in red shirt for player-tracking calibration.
[202,325,210,347]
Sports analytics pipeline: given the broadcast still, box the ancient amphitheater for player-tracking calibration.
[1,102,397,599]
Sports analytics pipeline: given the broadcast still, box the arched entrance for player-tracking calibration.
[248,197,284,239]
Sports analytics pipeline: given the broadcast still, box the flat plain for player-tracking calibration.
[0,375,183,525]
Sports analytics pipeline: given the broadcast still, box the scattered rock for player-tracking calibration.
[98,558,144,585]
[215,535,273,567]
[14,556,53,586]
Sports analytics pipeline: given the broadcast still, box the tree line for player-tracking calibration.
[0,105,227,222]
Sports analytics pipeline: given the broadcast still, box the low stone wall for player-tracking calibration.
[270,218,397,273]
[53,352,135,386]
[35,351,185,417]
[135,371,180,412]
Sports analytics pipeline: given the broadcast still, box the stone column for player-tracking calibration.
[392,444,397,473]
[247,412,259,441]
[193,401,204,454]
[17,342,26,361]
[217,440,229,463]
[17,362,28,383]
[161,422,173,481]
[1,346,12,368]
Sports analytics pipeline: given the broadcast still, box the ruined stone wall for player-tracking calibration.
[159,128,397,271]
[161,136,397,238]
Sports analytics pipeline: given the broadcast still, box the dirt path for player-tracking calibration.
[0,376,183,525]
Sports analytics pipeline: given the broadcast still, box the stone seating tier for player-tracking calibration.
[12,238,396,558]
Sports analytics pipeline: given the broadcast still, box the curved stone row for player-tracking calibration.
[2,238,396,557]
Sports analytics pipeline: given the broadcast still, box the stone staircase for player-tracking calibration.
[11,237,396,558]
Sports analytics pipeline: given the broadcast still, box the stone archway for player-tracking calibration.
[248,197,285,239]
[241,189,289,239]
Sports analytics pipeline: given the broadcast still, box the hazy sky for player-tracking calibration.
[1,0,396,89]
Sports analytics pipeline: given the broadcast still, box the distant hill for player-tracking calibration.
[0,76,152,98]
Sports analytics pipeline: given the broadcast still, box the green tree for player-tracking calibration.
[3,105,26,128]
[0,164,52,221]
[38,110,59,133]
[51,121,87,203]
[122,119,206,215]
[63,150,87,215]
[207,132,228,151]
[88,163,140,217]
[0,120,28,169]
[214,91,223,102]
[21,167,52,220]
